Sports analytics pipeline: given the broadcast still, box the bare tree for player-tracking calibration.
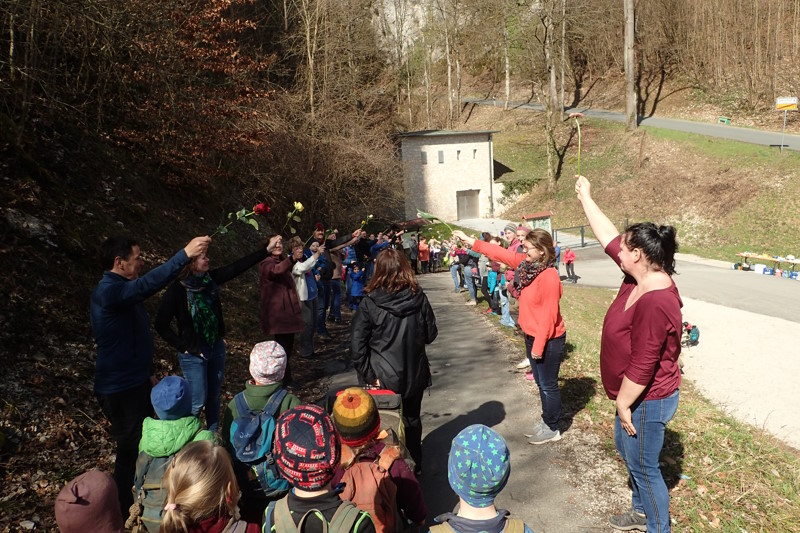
[624,0,637,130]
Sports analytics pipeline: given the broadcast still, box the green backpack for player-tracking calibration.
[262,495,373,533]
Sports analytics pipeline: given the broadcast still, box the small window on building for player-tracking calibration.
[456,150,461,160]
[438,150,444,164]
[473,149,477,159]
[421,151,427,165]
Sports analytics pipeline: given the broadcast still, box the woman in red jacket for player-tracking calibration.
[258,235,305,385]
[575,175,681,533]
[453,229,566,445]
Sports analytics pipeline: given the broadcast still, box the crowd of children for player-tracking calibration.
[57,348,533,532]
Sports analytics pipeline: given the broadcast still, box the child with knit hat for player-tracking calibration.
[127,376,216,530]
[265,404,376,533]
[331,387,427,530]
[55,469,125,533]
[220,341,301,521]
[431,424,535,533]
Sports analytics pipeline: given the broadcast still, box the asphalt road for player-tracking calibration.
[464,98,800,151]
[572,245,800,324]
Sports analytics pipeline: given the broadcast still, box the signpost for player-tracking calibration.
[776,97,798,153]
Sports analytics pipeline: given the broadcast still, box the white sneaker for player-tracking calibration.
[464,300,477,306]
[516,359,531,369]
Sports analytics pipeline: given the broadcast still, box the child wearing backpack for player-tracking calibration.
[331,387,426,532]
[160,440,260,532]
[127,376,216,532]
[430,424,535,533]
[264,404,376,533]
[221,341,301,522]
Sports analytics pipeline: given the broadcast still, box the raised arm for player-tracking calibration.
[575,175,619,249]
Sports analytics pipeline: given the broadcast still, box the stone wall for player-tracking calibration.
[401,132,505,221]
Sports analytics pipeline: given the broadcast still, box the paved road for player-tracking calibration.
[465,98,800,151]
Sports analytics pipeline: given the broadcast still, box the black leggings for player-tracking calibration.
[274,333,295,382]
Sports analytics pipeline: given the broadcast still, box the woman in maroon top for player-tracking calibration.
[576,175,681,533]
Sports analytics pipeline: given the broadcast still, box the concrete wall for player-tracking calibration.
[401,132,503,221]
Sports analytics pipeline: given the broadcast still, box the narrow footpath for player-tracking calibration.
[413,272,607,531]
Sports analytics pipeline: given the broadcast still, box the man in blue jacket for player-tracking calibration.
[90,234,209,514]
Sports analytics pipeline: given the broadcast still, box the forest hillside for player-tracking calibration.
[2,0,800,528]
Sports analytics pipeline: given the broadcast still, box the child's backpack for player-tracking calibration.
[128,452,173,531]
[430,518,526,533]
[263,496,372,533]
[230,388,290,498]
[681,321,700,347]
[339,445,402,533]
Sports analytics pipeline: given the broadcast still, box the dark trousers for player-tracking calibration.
[566,262,576,281]
[96,381,154,516]
[274,332,295,382]
[481,276,499,312]
[411,258,418,274]
[402,389,425,471]
[299,298,318,358]
[316,280,330,333]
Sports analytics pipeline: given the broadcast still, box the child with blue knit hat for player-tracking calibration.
[127,376,216,530]
[431,424,535,533]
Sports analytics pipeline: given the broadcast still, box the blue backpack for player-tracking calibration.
[230,388,290,498]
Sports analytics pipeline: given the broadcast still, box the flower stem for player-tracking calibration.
[574,117,582,177]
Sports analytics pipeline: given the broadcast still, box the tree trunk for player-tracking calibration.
[623,0,637,130]
[559,0,565,119]
[503,9,510,111]
[544,4,558,194]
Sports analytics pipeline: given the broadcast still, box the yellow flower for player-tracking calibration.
[294,201,304,212]
[361,220,366,225]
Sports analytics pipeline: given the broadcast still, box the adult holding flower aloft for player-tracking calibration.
[91,233,210,515]
[575,175,681,533]
[156,235,282,432]
[258,235,310,384]
[453,228,566,445]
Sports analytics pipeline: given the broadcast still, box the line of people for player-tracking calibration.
[84,173,682,532]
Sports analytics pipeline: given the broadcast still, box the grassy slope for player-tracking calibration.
[474,105,800,261]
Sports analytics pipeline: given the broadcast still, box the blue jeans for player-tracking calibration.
[328,280,342,321]
[465,268,478,302]
[525,333,565,431]
[178,338,226,432]
[499,288,515,327]
[316,279,329,333]
[450,263,460,290]
[615,389,679,533]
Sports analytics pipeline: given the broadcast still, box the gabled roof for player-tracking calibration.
[397,129,499,138]
[522,211,554,220]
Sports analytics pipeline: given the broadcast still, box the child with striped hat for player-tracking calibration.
[331,387,427,531]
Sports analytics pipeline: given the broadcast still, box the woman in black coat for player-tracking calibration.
[350,247,438,471]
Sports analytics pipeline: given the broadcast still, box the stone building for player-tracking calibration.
[399,130,504,221]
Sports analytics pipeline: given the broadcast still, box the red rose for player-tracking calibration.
[253,202,269,215]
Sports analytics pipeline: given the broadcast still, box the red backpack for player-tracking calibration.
[339,445,402,533]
